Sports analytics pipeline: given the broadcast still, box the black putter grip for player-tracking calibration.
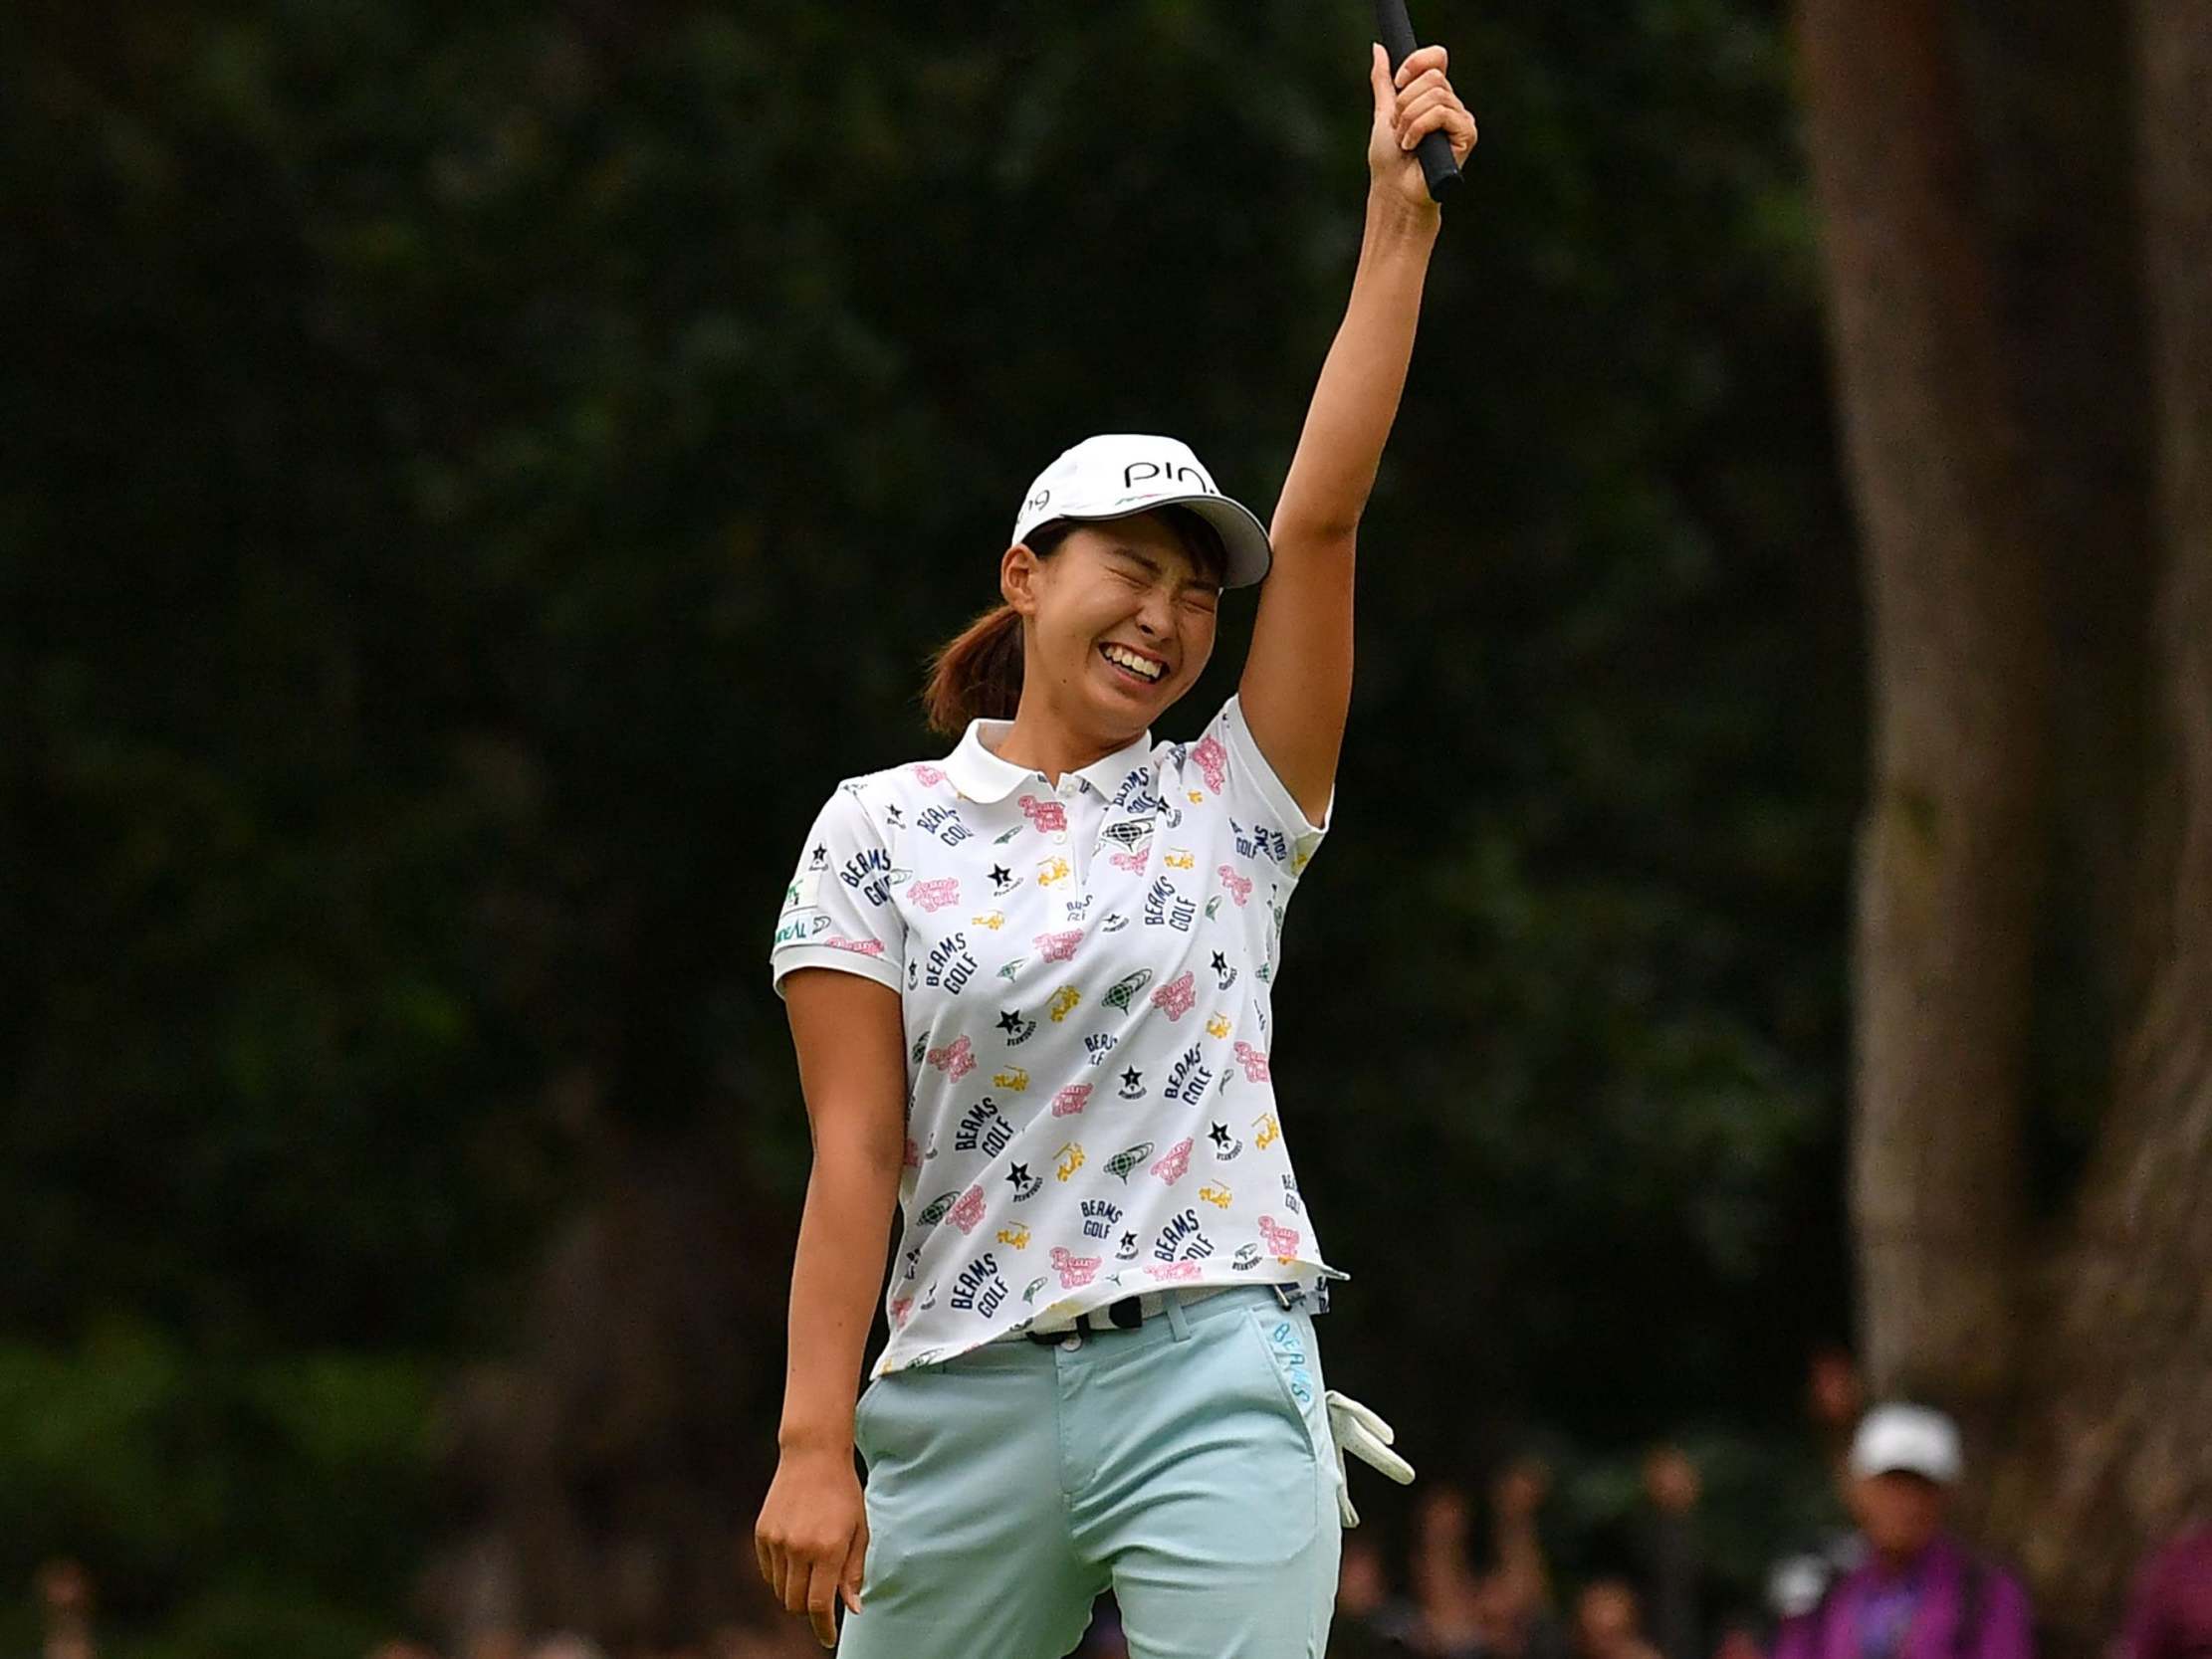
[1374,0,1461,201]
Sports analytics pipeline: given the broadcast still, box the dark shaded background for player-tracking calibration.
[5,1,1877,1651]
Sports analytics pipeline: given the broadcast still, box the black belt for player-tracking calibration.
[1024,1295,1147,1341]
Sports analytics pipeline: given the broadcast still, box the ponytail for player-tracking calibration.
[923,603,1025,735]
[922,520,1075,736]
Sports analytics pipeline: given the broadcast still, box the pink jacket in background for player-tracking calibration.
[2122,1529,2212,1659]
[1772,1535,2034,1659]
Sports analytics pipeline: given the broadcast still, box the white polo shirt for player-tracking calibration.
[772,694,1350,1378]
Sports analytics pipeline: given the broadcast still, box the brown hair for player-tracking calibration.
[921,509,1227,737]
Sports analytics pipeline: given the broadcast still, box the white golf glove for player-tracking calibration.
[1324,1387,1416,1528]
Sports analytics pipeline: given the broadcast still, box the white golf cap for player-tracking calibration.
[1010,434,1273,589]
[1849,1403,1964,1485]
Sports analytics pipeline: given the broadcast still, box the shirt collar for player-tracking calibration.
[944,719,1155,805]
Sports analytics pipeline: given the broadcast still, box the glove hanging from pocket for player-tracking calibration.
[1323,1387,1416,1528]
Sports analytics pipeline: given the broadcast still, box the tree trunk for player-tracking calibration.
[1987,3,2212,1645]
[1795,0,2051,1443]
[1802,0,2212,1642]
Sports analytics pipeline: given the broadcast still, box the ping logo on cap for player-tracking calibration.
[1124,459,1215,494]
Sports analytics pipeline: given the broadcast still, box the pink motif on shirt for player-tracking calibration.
[903,1137,922,1169]
[912,764,946,786]
[950,1185,988,1233]
[1034,929,1084,963]
[1192,734,1228,794]
[825,936,886,956]
[907,877,960,913]
[1258,1214,1300,1257]
[1217,866,1253,906]
[1019,795,1067,834]
[928,1035,977,1080]
[1147,1260,1203,1281]
[1111,848,1149,873]
[1150,1137,1194,1183]
[1151,970,1198,1021]
[1052,1084,1093,1117]
[1232,1042,1271,1082]
[891,1297,914,1326]
[1049,1246,1101,1288]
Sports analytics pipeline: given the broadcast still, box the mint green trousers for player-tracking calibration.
[842,1283,1341,1658]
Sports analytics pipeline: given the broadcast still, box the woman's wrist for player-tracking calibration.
[779,1416,857,1457]
[1364,186,1443,248]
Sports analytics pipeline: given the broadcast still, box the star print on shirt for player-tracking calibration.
[1005,1163,1030,1186]
[989,864,1014,891]
[1212,951,1228,974]
[884,805,904,825]
[997,1010,1025,1035]
[1210,1122,1231,1148]
[1121,1068,1143,1090]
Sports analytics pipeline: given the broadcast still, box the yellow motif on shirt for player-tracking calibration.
[1047,985,1081,1022]
[1037,857,1072,887]
[1205,1014,1231,1039]
[996,1223,1031,1249]
[1198,1182,1232,1209]
[973,911,1007,931]
[1055,1142,1085,1181]
[1187,789,1206,803]
[994,1067,1029,1092]
[1164,847,1196,871]
[1252,1112,1280,1149]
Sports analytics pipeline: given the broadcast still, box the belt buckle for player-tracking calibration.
[1083,1297,1144,1334]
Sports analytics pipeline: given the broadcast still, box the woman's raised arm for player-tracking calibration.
[1238,43,1476,823]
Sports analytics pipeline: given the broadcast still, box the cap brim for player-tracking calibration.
[1851,1455,1955,1484]
[1048,493,1274,589]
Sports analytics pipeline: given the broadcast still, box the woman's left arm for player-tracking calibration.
[1240,43,1476,823]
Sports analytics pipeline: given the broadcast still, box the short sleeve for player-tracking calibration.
[1196,695,1332,878]
[770,782,906,999]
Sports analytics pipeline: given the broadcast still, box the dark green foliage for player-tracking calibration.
[4,0,1858,1642]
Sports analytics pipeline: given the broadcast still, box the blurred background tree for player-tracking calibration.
[1795,0,2211,1644]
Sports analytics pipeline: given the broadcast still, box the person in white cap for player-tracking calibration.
[1771,1404,2034,1659]
[755,37,1476,1659]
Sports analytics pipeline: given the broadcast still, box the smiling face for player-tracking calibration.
[1001,509,1223,741]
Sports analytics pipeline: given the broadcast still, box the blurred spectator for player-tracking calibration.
[1572,1579,1662,1659]
[1771,1405,2032,1659]
[1398,1471,1566,1659]
[1407,1486,1495,1654]
[35,1557,97,1659]
[1410,1482,1490,1655]
[1806,1350,1866,1515]
[1493,1456,1559,1614]
[1625,1445,1707,1659]
[464,1634,525,1659]
[1333,1532,1424,1656]
[1471,1569,1569,1659]
[2118,1526,2212,1659]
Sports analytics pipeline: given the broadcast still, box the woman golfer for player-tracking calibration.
[758,42,1475,1658]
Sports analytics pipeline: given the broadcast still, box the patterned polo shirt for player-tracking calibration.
[771,694,1350,1379]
